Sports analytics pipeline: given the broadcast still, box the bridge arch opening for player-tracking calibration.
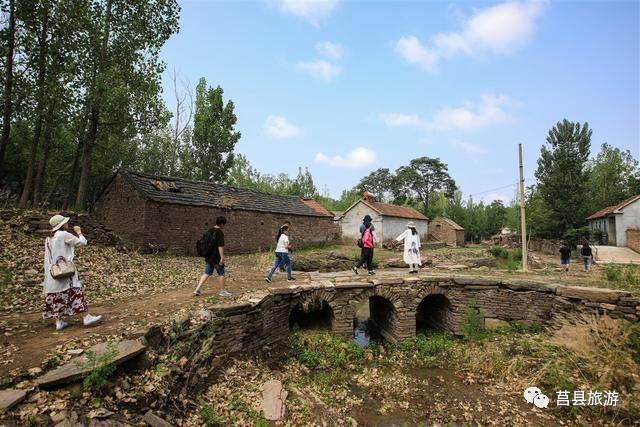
[416,294,453,332]
[289,299,334,330]
[352,296,399,346]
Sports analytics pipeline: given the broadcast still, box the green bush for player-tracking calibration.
[199,404,220,426]
[292,330,364,369]
[602,264,640,290]
[462,300,485,341]
[400,332,455,361]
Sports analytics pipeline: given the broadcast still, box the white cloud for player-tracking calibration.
[264,115,301,139]
[316,41,344,59]
[379,93,513,133]
[314,147,376,168]
[278,0,341,26]
[378,113,425,129]
[429,93,511,131]
[452,141,486,154]
[395,36,439,72]
[395,1,545,71]
[296,59,342,81]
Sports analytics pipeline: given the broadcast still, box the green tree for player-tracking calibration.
[0,0,16,173]
[535,119,591,237]
[356,168,394,202]
[189,77,240,182]
[586,143,639,213]
[485,200,507,236]
[394,157,457,216]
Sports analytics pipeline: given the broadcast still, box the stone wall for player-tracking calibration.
[93,174,340,254]
[627,229,640,254]
[191,273,639,361]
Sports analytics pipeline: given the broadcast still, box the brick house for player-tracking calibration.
[428,216,465,247]
[339,195,428,242]
[586,195,640,247]
[93,170,340,254]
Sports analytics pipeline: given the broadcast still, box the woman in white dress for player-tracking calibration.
[43,214,102,330]
[395,221,422,273]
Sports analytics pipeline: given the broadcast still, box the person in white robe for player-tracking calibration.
[395,222,422,273]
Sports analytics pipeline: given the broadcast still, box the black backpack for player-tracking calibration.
[196,229,215,258]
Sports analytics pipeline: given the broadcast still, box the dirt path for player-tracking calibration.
[0,272,301,379]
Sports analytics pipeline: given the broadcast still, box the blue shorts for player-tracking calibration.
[204,262,225,276]
[561,257,570,265]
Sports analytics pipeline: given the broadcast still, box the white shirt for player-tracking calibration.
[275,233,290,253]
[43,230,87,294]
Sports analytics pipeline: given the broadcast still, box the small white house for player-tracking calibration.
[339,197,428,242]
[587,195,640,247]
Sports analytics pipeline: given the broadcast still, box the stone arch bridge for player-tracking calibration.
[203,271,638,358]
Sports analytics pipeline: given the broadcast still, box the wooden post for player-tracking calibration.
[519,144,528,272]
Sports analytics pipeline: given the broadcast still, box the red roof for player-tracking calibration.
[301,199,334,217]
[586,195,640,220]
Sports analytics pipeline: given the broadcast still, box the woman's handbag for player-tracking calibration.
[46,238,76,279]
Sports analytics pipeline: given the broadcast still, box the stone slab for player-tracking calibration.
[556,286,629,304]
[453,277,500,286]
[435,264,469,270]
[144,410,173,427]
[35,340,146,388]
[465,285,499,291]
[334,281,374,289]
[371,278,404,286]
[502,280,557,293]
[261,379,287,421]
[211,302,253,315]
[0,388,26,412]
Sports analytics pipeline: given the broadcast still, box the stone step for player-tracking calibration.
[35,340,146,388]
[0,388,27,412]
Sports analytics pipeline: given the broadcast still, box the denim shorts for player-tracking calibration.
[204,262,225,276]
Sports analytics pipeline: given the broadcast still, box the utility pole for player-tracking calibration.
[518,143,528,272]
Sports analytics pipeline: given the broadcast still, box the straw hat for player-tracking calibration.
[49,214,70,231]
[407,221,416,228]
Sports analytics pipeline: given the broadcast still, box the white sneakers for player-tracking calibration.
[83,314,103,327]
[55,319,69,330]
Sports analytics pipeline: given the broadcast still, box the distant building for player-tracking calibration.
[428,216,465,247]
[93,170,339,254]
[339,194,428,242]
[586,195,640,247]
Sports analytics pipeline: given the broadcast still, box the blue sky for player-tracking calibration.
[160,0,639,201]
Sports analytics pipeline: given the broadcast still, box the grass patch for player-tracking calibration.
[292,329,364,369]
[0,265,12,289]
[399,331,455,364]
[602,264,640,291]
[488,246,523,271]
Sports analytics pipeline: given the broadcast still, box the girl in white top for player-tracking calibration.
[43,215,102,330]
[265,224,295,282]
[395,222,422,273]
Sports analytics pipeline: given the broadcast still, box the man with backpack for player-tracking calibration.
[194,216,230,297]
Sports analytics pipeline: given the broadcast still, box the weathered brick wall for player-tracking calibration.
[189,275,638,362]
[143,202,340,254]
[627,229,640,253]
[428,218,462,246]
[93,175,340,254]
[92,174,148,245]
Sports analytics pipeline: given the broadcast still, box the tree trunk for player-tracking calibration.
[75,106,98,209]
[74,0,112,210]
[18,9,49,207]
[18,117,43,207]
[64,136,83,208]
[0,0,17,174]
[32,108,56,206]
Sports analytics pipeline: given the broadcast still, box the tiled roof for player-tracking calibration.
[586,195,640,220]
[432,216,464,230]
[118,170,330,217]
[301,199,334,217]
[364,200,428,220]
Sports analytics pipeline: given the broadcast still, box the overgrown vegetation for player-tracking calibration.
[602,264,640,291]
[488,246,522,271]
[292,329,364,369]
[462,300,485,341]
[77,342,119,392]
